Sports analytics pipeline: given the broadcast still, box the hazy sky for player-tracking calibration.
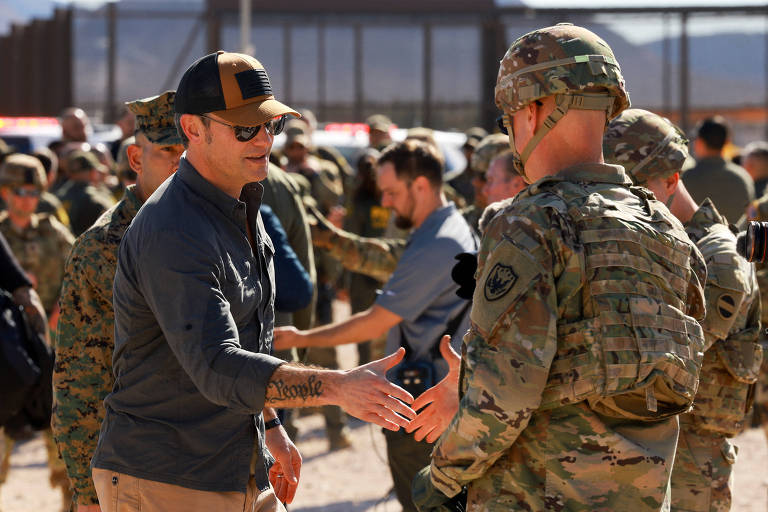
[2,0,765,39]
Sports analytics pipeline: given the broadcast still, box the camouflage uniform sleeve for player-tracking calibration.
[700,253,751,351]
[311,211,405,283]
[51,237,115,506]
[430,209,559,497]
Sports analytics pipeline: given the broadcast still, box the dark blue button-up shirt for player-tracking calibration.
[92,157,284,493]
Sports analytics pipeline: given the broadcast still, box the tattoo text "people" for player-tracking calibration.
[267,375,323,403]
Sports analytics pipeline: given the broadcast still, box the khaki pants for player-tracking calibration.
[92,468,286,512]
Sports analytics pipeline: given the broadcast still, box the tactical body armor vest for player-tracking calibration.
[514,176,707,420]
[687,220,762,435]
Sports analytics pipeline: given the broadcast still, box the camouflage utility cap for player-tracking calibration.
[604,108,689,185]
[495,23,629,116]
[471,133,510,174]
[0,153,47,189]
[126,91,181,146]
[366,114,392,132]
[67,150,107,175]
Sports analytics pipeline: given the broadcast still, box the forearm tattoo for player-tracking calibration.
[266,375,324,404]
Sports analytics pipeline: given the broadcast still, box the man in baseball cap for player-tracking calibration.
[53,90,183,512]
[90,52,416,512]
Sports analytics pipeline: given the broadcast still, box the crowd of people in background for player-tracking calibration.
[3,27,768,512]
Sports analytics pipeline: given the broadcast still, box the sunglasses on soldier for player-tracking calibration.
[200,114,287,142]
[12,187,40,198]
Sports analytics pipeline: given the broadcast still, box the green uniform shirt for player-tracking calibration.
[0,212,74,314]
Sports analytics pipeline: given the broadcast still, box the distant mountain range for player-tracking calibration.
[5,2,763,115]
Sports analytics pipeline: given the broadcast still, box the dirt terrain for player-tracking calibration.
[2,302,768,511]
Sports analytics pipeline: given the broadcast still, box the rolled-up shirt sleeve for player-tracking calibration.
[119,227,284,415]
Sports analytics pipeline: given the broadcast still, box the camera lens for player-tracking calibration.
[739,221,768,262]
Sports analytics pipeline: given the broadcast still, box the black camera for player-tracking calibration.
[738,221,768,263]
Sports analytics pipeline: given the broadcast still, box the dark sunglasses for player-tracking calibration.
[12,188,40,198]
[201,114,287,142]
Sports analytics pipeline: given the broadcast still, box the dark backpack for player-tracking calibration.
[0,290,54,430]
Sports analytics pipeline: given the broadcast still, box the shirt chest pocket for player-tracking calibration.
[223,255,259,321]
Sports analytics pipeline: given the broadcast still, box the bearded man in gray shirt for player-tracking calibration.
[90,51,415,512]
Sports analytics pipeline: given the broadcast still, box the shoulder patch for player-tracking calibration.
[717,293,736,320]
[484,262,518,301]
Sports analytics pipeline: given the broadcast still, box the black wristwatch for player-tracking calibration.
[264,418,282,430]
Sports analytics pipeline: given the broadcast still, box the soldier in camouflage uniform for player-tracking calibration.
[0,154,75,320]
[604,108,762,512]
[51,91,183,511]
[413,24,707,511]
[56,151,115,236]
[0,153,75,510]
[460,133,509,232]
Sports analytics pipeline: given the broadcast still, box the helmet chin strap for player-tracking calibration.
[505,92,615,184]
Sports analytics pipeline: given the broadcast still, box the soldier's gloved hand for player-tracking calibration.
[412,466,467,512]
[451,252,477,300]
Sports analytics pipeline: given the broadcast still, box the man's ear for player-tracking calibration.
[126,143,143,175]
[180,114,204,144]
[666,172,680,194]
[412,175,433,196]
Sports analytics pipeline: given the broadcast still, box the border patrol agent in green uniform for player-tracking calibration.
[52,91,183,509]
[604,108,762,512]
[413,24,707,511]
[0,153,75,511]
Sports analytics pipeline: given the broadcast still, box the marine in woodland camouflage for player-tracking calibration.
[51,185,142,505]
[51,91,178,506]
[604,108,762,512]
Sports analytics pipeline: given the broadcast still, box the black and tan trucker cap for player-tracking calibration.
[175,51,299,127]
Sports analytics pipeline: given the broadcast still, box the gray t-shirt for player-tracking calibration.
[376,203,477,381]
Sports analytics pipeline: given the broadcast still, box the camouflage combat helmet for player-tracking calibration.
[471,133,510,174]
[495,23,631,182]
[603,108,689,185]
[0,153,47,190]
[126,90,181,146]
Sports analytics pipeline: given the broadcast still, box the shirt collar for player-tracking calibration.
[122,184,143,219]
[552,163,634,186]
[177,157,264,226]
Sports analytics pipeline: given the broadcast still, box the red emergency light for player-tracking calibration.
[0,117,60,130]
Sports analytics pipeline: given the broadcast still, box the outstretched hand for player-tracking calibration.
[338,347,416,431]
[405,336,461,443]
[273,326,306,351]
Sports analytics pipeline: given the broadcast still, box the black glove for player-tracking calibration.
[451,252,478,300]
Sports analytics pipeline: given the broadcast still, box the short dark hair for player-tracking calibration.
[377,139,443,188]
[696,116,730,151]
